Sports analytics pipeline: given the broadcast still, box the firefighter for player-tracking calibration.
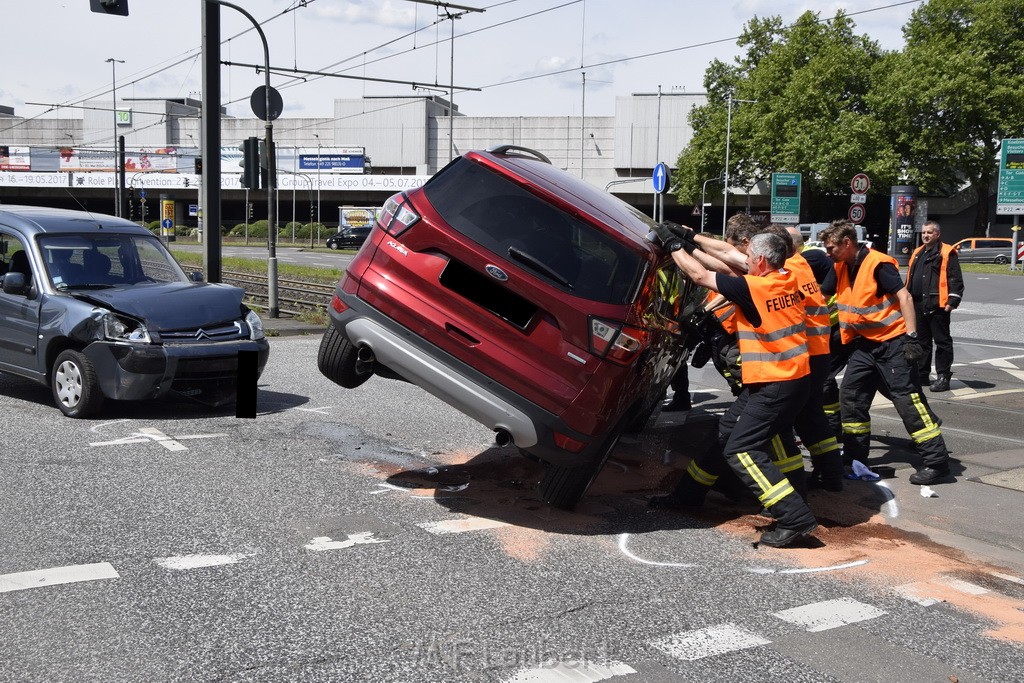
[650,226,818,547]
[819,220,951,486]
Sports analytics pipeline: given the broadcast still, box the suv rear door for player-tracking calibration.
[359,156,648,417]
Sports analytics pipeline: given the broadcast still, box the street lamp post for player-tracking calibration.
[106,57,125,217]
[722,93,757,236]
[313,133,321,245]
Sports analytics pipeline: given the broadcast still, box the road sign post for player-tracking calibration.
[770,172,801,224]
[652,162,669,223]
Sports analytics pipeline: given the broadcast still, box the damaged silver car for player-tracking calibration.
[0,205,269,417]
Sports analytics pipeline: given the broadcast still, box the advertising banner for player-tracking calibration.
[0,146,31,171]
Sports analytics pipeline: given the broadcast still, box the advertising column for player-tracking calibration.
[160,194,176,243]
[889,185,917,266]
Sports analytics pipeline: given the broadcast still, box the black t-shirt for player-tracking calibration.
[715,272,760,327]
[802,248,836,294]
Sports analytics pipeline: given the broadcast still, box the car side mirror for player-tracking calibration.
[190,271,204,282]
[1,271,27,295]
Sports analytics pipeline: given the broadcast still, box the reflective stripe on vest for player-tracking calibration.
[906,242,954,308]
[786,253,830,357]
[835,249,906,344]
[735,268,810,384]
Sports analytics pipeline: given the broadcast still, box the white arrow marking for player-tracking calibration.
[305,532,389,551]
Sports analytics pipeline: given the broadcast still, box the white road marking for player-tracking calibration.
[875,481,899,518]
[938,576,990,595]
[772,598,885,632]
[617,534,695,568]
[138,427,188,451]
[991,571,1024,586]
[0,562,119,593]
[305,532,389,551]
[293,406,334,414]
[417,518,509,535]
[155,553,251,570]
[505,661,636,682]
[650,623,770,661]
[894,583,942,607]
[90,428,227,450]
[89,419,129,432]
[745,560,869,575]
[955,387,1024,399]
[970,353,1024,366]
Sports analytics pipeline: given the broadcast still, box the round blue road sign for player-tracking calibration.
[652,162,669,194]
[161,218,173,230]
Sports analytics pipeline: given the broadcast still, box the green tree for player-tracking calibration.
[870,0,1024,234]
[674,11,900,218]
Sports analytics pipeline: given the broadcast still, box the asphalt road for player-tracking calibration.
[1,273,1024,681]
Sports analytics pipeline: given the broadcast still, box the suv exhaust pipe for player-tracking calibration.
[355,345,376,374]
[494,428,513,447]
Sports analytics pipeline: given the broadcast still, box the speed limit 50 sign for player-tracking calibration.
[849,203,866,224]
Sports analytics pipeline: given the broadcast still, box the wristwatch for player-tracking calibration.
[665,239,684,253]
[907,331,918,339]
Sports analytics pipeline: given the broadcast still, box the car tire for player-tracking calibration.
[995,255,1009,264]
[317,325,373,389]
[328,242,340,250]
[538,425,622,510]
[51,349,104,418]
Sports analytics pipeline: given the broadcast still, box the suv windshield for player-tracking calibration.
[423,158,643,304]
[40,233,188,290]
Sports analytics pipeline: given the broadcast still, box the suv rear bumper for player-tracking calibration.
[330,293,598,466]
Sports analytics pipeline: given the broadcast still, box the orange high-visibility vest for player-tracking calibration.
[834,249,906,344]
[785,253,830,357]
[906,242,954,308]
[705,290,737,335]
[734,268,810,384]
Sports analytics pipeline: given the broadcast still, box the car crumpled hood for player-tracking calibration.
[71,282,246,331]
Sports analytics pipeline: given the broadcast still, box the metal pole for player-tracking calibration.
[655,85,662,223]
[314,134,321,243]
[106,58,124,217]
[201,1,222,283]
[723,92,732,236]
[580,71,586,179]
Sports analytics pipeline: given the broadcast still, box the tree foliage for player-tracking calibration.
[672,0,1024,232]
[870,0,1024,233]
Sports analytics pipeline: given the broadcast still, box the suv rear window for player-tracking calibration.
[423,158,643,304]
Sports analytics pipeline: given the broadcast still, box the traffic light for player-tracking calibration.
[90,0,129,16]
[259,140,277,190]
[247,202,253,221]
[239,137,260,189]
[194,157,203,175]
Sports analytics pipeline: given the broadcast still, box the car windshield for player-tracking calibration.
[39,233,188,290]
[423,158,643,304]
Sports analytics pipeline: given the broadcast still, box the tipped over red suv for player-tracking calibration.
[318,145,701,508]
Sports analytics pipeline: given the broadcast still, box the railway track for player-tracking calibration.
[199,269,338,317]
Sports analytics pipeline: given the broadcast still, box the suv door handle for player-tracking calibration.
[445,322,480,346]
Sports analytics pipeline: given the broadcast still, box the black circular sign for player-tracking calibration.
[250,85,283,121]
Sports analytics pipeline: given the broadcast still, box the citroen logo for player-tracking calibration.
[194,328,210,340]
[484,264,508,281]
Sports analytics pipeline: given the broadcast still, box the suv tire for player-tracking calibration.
[329,242,340,250]
[317,325,373,389]
[52,349,104,418]
[995,254,1009,264]
[538,425,622,510]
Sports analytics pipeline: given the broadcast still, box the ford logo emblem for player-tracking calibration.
[484,264,508,281]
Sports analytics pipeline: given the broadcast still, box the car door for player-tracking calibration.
[954,239,978,263]
[0,230,43,375]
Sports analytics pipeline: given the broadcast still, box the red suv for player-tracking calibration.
[318,145,700,508]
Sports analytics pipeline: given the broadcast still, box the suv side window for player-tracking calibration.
[0,231,33,290]
[977,239,1006,249]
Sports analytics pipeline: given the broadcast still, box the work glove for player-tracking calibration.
[902,336,924,366]
[652,221,697,253]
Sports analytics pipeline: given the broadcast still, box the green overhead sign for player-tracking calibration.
[770,172,801,224]
[997,138,1024,215]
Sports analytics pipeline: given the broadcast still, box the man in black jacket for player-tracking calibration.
[906,220,965,392]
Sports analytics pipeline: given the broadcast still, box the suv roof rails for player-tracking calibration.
[485,144,552,165]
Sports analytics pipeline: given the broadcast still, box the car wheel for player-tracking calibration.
[51,349,104,418]
[317,325,373,389]
[538,425,622,510]
[328,242,340,250]
[995,255,1009,264]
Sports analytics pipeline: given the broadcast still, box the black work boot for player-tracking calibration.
[663,393,692,412]
[929,374,951,392]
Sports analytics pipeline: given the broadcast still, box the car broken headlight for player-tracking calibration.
[245,310,265,341]
[103,313,151,344]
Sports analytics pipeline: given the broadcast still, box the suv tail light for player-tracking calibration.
[589,317,649,366]
[378,193,420,238]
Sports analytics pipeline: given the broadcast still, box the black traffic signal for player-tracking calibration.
[194,157,203,175]
[90,0,129,16]
[259,140,277,190]
[239,137,260,190]
[247,202,254,220]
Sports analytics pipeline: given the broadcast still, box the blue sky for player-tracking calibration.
[4,0,919,121]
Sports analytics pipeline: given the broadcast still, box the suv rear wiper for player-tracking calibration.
[507,247,573,289]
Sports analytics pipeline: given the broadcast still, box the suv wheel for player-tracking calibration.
[317,325,373,389]
[538,426,622,510]
[995,255,1009,264]
[52,349,104,418]
[328,241,340,250]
